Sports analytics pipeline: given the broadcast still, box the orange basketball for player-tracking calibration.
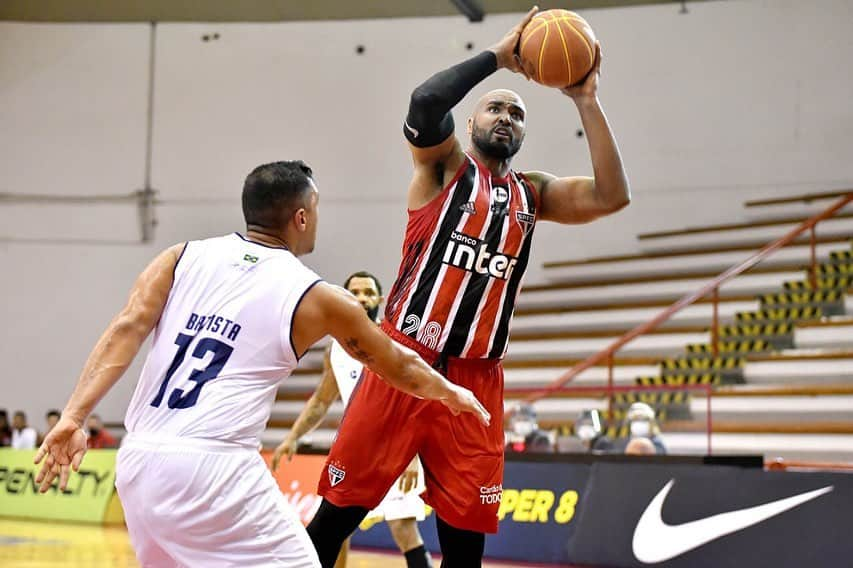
[518,9,597,88]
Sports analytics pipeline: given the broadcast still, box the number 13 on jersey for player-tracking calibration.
[150,333,233,409]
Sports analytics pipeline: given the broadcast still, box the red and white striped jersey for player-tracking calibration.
[385,153,539,359]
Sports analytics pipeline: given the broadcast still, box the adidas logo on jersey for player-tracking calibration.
[328,464,346,487]
[459,201,477,215]
[442,231,518,280]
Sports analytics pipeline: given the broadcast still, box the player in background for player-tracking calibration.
[34,160,489,567]
[273,271,433,568]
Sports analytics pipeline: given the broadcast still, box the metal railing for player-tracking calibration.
[517,192,853,454]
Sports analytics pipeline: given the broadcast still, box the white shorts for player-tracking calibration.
[366,461,426,522]
[116,433,320,568]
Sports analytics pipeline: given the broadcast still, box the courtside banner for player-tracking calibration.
[568,462,853,568]
[261,451,327,525]
[0,449,118,524]
[487,460,590,563]
[350,459,590,564]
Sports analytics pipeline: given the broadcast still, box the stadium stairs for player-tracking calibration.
[264,190,853,462]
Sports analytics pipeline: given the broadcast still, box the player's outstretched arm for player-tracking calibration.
[272,346,340,471]
[525,42,631,225]
[292,283,490,426]
[405,7,539,209]
[33,243,184,492]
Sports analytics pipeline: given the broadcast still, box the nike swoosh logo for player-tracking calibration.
[404,121,420,138]
[632,479,833,564]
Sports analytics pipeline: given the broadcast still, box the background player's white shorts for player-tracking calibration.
[116,433,320,568]
[366,461,427,522]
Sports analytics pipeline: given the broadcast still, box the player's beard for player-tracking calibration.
[365,304,380,322]
[471,123,522,160]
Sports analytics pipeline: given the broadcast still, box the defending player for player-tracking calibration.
[272,271,433,568]
[308,7,630,566]
[34,161,489,567]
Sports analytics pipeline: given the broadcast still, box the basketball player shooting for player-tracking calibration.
[32,161,489,568]
[272,271,434,568]
[307,7,630,567]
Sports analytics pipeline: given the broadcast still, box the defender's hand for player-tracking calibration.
[271,437,298,472]
[561,41,602,102]
[440,384,491,426]
[399,457,420,493]
[33,416,87,493]
[489,6,539,73]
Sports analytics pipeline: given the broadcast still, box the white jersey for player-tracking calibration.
[329,339,364,405]
[124,233,321,447]
[329,335,427,522]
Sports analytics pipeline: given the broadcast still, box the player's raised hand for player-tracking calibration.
[33,416,87,493]
[489,6,539,73]
[271,435,299,472]
[561,41,602,101]
[440,384,491,426]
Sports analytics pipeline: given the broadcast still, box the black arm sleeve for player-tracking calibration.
[404,50,498,148]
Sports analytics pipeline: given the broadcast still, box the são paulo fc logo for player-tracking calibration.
[328,463,346,487]
[515,211,535,235]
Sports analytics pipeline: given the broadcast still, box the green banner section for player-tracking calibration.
[0,449,119,524]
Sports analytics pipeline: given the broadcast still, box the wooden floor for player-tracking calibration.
[0,519,521,567]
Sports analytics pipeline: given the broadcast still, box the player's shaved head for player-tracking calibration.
[473,89,527,116]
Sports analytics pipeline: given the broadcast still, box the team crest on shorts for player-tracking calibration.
[515,211,535,235]
[328,463,346,487]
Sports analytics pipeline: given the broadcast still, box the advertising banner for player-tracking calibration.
[485,460,590,563]
[0,449,119,524]
[350,458,590,565]
[260,451,327,525]
[568,462,853,568]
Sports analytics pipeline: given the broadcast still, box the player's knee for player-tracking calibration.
[388,518,423,552]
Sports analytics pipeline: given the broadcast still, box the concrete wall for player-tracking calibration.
[1,0,852,425]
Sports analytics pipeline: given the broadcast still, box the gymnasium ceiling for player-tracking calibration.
[1,0,713,22]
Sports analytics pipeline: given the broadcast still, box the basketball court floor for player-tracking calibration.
[0,519,541,568]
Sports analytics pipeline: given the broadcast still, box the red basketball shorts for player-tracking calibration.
[317,321,505,534]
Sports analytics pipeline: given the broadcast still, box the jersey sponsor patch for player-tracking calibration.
[491,185,510,216]
[442,231,518,281]
[492,186,509,203]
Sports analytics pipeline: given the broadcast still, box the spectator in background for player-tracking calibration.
[38,409,62,446]
[573,409,613,453]
[624,437,657,456]
[11,411,38,449]
[623,402,666,455]
[45,409,60,433]
[86,414,117,449]
[0,409,12,447]
[506,403,554,453]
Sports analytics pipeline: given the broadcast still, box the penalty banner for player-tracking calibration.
[0,449,123,524]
